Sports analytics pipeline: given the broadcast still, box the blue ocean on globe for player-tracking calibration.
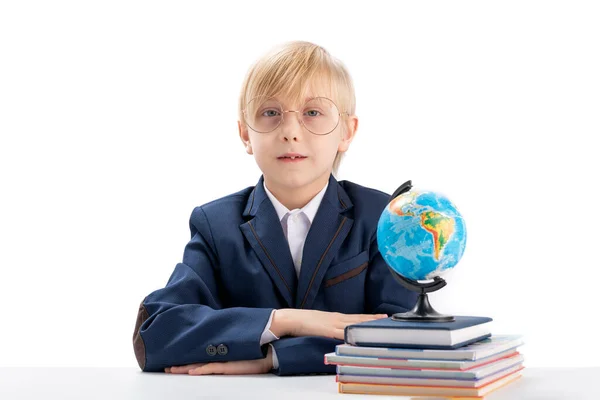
[376,191,467,281]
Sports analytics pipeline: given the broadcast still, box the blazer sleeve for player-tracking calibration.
[132,206,274,372]
[364,231,419,315]
[270,336,340,376]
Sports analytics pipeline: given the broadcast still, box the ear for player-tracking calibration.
[337,115,358,153]
[238,120,253,155]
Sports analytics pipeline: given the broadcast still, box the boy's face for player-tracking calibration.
[238,89,358,191]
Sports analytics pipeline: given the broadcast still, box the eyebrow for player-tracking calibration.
[272,96,322,105]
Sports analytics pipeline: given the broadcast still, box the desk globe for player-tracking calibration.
[377,181,467,322]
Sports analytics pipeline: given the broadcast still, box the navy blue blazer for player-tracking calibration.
[133,174,418,375]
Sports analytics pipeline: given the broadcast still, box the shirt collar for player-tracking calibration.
[263,181,329,224]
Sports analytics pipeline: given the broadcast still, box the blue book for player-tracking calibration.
[344,316,492,349]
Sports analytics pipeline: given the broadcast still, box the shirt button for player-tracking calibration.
[206,345,217,356]
[217,344,228,356]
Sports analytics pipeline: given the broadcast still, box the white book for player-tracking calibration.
[336,334,524,361]
[325,348,518,370]
[337,363,524,388]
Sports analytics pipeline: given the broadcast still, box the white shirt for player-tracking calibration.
[259,180,329,369]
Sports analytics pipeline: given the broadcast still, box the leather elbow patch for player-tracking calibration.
[132,301,150,370]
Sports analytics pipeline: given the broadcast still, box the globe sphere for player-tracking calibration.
[377,191,467,281]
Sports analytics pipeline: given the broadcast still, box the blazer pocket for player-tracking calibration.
[324,250,369,288]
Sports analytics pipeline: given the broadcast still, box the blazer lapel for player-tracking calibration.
[239,176,297,307]
[296,174,354,309]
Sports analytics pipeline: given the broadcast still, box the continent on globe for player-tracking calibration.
[389,192,418,217]
[421,211,455,260]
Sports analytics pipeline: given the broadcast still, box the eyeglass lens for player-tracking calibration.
[245,97,340,135]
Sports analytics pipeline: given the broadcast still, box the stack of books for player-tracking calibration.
[324,316,525,398]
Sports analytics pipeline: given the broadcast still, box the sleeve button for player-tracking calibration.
[206,345,217,356]
[216,344,228,355]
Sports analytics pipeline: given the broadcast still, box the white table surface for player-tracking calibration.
[0,367,598,399]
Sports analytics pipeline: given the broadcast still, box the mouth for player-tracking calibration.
[277,153,308,163]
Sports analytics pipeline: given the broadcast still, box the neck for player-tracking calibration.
[264,172,330,210]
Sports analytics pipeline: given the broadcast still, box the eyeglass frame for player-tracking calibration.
[242,96,349,136]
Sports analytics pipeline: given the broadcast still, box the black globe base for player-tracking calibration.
[387,264,455,322]
[391,292,454,322]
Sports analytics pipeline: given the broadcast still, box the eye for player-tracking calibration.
[305,109,322,117]
[262,109,281,117]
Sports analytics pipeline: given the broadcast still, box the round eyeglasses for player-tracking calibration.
[242,96,348,135]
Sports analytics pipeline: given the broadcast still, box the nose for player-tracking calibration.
[278,110,304,142]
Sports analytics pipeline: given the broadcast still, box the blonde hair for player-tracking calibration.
[238,41,356,178]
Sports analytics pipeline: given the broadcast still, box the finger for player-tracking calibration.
[326,325,345,339]
[189,362,225,375]
[362,313,388,319]
[190,360,267,375]
[341,313,383,320]
[164,367,171,373]
[355,313,387,321]
[170,363,205,374]
[218,360,267,375]
[338,314,387,328]
[333,328,345,340]
[340,315,374,324]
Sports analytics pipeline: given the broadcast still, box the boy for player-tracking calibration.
[132,41,418,376]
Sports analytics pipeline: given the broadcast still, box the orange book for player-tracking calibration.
[338,369,521,397]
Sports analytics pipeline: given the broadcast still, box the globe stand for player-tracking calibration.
[388,265,455,322]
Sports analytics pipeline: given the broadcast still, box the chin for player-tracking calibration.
[276,174,310,188]
[279,171,329,189]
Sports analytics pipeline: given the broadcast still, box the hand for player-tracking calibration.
[165,346,274,375]
[271,309,388,340]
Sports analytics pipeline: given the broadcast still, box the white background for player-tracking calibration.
[1,1,598,368]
